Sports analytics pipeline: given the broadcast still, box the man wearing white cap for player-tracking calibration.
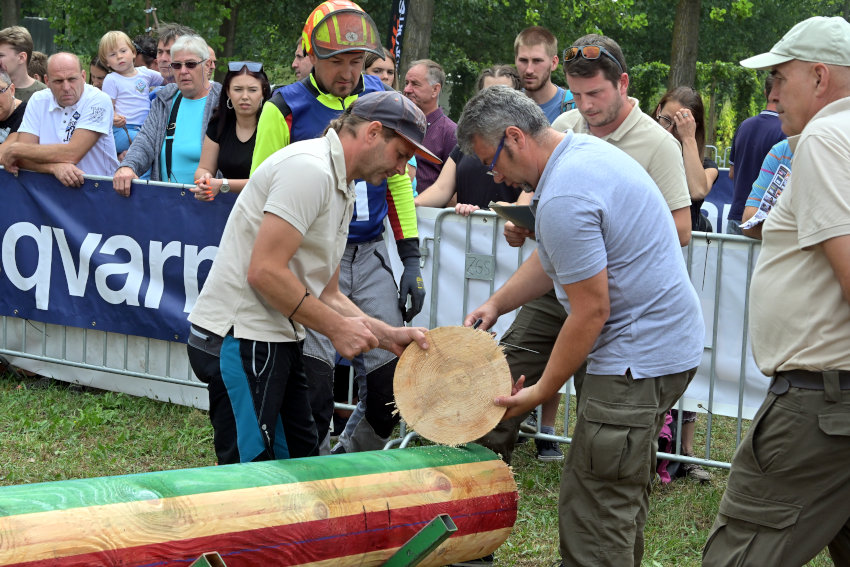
[187,91,435,466]
[702,16,850,567]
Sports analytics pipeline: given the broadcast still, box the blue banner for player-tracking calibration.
[0,168,738,345]
[0,170,235,342]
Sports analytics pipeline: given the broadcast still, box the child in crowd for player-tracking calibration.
[98,31,163,156]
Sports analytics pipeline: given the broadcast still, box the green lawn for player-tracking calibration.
[0,373,833,566]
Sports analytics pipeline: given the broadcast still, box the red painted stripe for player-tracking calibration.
[6,493,517,567]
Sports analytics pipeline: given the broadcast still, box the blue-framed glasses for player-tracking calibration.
[486,133,506,177]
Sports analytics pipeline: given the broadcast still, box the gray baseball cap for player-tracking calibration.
[741,16,850,69]
[351,91,442,164]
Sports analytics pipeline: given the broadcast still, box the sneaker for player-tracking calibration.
[520,413,538,434]
[449,554,493,566]
[330,443,347,455]
[535,439,564,462]
[681,457,711,482]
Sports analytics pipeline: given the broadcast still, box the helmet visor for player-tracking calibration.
[310,9,382,59]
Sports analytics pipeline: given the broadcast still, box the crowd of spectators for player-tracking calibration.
[5,6,847,567]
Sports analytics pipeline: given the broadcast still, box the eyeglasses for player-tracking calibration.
[563,45,624,75]
[228,61,263,73]
[656,114,674,130]
[170,59,207,70]
[486,133,507,177]
[0,84,10,95]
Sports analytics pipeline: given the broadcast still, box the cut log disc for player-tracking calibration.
[394,326,511,445]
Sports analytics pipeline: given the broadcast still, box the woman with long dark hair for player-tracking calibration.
[654,86,719,232]
[192,61,270,200]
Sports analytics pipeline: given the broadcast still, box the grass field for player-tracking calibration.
[0,372,833,566]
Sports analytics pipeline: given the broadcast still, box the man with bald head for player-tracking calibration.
[702,16,850,567]
[0,52,118,186]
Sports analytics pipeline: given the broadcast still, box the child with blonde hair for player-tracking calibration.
[98,31,163,156]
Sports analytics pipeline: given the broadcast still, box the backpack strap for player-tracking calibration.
[268,90,291,119]
[559,89,576,114]
[164,93,183,182]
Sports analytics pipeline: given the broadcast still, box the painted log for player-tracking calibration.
[0,444,517,566]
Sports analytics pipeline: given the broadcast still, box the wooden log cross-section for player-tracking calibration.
[0,444,517,566]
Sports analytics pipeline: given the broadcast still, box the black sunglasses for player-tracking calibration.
[563,45,624,75]
[228,61,263,73]
[170,59,206,70]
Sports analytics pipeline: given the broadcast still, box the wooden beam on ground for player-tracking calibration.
[0,444,517,566]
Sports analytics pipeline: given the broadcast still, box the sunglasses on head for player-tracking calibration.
[133,41,156,58]
[170,59,206,70]
[228,61,263,73]
[563,45,624,75]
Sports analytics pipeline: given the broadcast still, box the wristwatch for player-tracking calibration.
[220,178,231,193]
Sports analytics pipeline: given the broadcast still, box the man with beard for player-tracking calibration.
[473,33,692,473]
[188,91,433,465]
[251,0,429,456]
[515,26,573,123]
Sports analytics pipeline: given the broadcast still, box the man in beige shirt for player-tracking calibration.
[703,16,850,567]
[187,91,436,465]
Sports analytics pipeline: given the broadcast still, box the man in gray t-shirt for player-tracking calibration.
[458,87,703,567]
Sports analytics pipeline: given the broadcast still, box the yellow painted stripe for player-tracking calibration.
[0,461,516,564]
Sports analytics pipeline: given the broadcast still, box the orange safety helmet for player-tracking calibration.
[301,0,383,60]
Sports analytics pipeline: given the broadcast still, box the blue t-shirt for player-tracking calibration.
[160,95,206,184]
[533,132,704,378]
[728,110,785,220]
[538,86,574,124]
[746,139,793,207]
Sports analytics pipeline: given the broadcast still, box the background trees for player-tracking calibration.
[5,0,849,151]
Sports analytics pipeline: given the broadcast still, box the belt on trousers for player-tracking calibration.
[770,369,850,395]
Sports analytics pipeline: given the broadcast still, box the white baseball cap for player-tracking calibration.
[741,16,850,70]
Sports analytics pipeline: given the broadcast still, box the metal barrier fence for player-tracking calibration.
[1,205,766,471]
[392,210,767,471]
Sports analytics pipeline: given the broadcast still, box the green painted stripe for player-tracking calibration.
[0,444,498,517]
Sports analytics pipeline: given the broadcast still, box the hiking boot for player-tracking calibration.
[535,439,564,462]
[520,413,538,434]
[449,554,493,566]
[681,457,711,482]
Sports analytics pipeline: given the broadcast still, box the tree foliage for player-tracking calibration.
[15,0,849,147]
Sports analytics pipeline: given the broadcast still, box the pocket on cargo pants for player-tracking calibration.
[702,488,801,566]
[579,397,658,483]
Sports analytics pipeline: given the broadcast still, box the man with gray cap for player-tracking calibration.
[252,0,431,457]
[702,16,850,567]
[187,91,435,466]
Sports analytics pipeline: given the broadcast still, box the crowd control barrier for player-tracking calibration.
[0,170,768,470]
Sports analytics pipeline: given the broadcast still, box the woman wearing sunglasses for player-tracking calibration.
[113,35,221,196]
[654,86,718,233]
[653,86,717,485]
[192,61,270,200]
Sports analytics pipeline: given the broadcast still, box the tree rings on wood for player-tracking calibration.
[394,326,511,445]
